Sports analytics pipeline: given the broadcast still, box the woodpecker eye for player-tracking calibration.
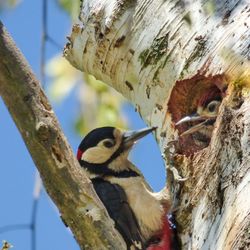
[103,140,115,148]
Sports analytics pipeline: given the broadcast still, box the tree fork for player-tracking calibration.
[0,21,126,250]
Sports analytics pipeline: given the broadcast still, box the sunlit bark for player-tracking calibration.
[65,0,250,249]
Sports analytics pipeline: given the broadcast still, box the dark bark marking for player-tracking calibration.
[146,85,150,98]
[156,103,163,111]
[125,81,133,91]
[114,35,126,48]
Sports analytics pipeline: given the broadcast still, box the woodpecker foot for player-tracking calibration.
[169,166,188,182]
[162,140,188,183]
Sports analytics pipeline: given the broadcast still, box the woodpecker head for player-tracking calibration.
[176,97,221,146]
[77,126,157,175]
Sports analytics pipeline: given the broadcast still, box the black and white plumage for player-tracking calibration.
[77,127,170,250]
[92,178,143,249]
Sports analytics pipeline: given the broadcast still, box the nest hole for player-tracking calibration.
[168,74,228,155]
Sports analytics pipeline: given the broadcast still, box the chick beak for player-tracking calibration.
[176,113,206,126]
[123,127,157,148]
[180,119,212,136]
[176,113,213,137]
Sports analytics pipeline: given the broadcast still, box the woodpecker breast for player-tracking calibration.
[107,173,165,240]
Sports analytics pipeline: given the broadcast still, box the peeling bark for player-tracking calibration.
[0,21,126,250]
[65,1,250,249]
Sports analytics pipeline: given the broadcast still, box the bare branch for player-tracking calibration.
[40,0,62,87]
[0,172,42,250]
[0,20,126,250]
[0,224,31,234]
[40,0,47,87]
[30,172,42,250]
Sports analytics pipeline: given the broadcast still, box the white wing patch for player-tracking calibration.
[133,240,142,249]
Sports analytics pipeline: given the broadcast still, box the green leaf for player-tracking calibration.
[0,0,21,11]
[46,55,81,103]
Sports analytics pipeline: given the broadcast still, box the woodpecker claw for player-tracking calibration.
[163,140,187,183]
[170,167,188,182]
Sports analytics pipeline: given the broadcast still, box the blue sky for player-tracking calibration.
[0,1,165,249]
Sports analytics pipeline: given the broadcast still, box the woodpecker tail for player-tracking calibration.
[146,215,180,250]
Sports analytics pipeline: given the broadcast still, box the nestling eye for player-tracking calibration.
[208,103,216,112]
[103,140,115,148]
[207,100,221,113]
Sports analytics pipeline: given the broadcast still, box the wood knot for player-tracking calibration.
[36,121,49,142]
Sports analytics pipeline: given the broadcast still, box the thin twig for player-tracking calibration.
[40,0,47,87]
[46,36,62,50]
[40,0,62,88]
[0,173,42,250]
[0,224,31,234]
[1,1,60,249]
[30,171,42,250]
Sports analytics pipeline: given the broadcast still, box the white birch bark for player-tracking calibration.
[64,0,250,249]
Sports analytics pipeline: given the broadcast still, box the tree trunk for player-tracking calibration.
[65,0,250,249]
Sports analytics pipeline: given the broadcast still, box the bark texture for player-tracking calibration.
[65,0,250,249]
[0,21,126,250]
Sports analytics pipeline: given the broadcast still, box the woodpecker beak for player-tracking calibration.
[123,127,157,148]
[176,114,216,137]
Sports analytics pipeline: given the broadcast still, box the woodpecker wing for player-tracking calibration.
[92,178,145,250]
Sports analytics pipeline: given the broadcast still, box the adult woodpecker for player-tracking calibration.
[176,97,221,141]
[77,127,174,250]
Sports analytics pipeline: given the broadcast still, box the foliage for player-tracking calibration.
[0,0,20,11]
[47,56,127,135]
[0,0,128,135]
[46,0,128,134]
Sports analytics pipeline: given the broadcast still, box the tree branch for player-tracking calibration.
[0,20,126,250]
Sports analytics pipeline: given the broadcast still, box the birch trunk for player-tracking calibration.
[65,0,250,249]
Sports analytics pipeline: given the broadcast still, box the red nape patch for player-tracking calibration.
[77,149,83,160]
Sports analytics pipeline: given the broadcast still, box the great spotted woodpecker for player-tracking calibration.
[176,97,221,139]
[77,127,175,250]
